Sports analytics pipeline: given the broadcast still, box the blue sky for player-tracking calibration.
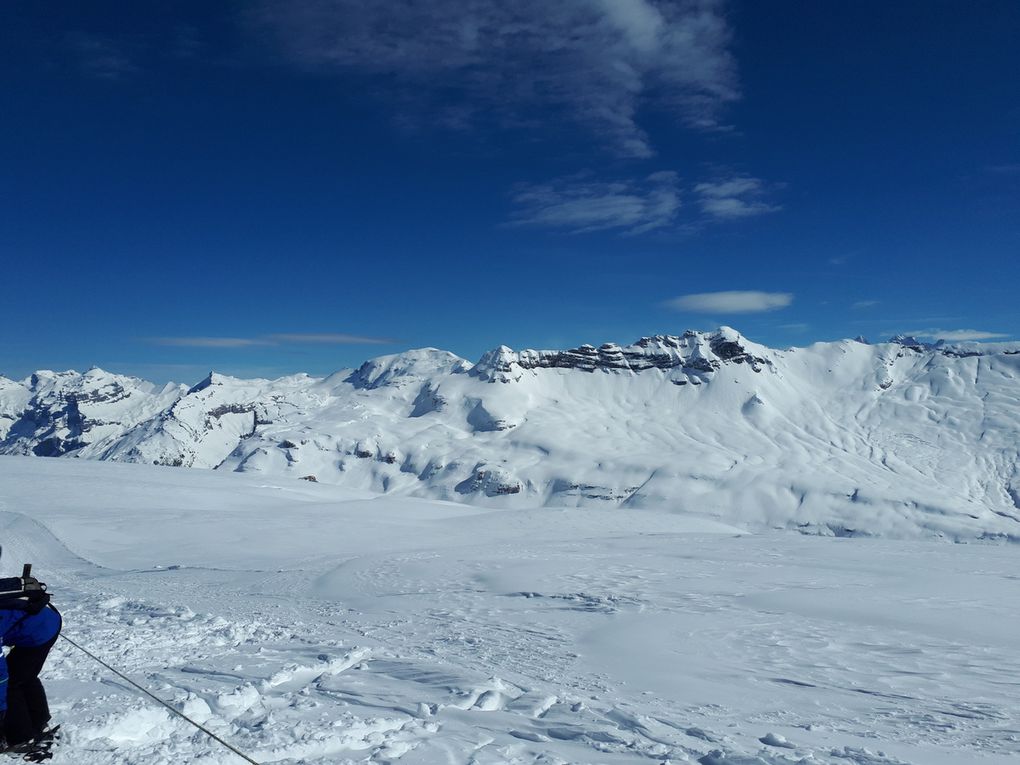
[2,1,1018,383]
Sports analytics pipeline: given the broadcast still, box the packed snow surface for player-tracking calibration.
[3,329,1020,541]
[1,457,1018,764]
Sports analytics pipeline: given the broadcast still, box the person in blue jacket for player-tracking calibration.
[0,584,61,751]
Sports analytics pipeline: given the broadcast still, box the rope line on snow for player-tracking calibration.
[58,633,262,765]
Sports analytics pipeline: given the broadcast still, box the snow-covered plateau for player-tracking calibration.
[3,329,1020,540]
[1,456,1018,765]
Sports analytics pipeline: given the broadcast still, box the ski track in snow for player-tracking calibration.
[1,458,1018,764]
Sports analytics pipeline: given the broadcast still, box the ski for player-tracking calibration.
[4,726,60,762]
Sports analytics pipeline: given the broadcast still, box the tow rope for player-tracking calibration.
[0,549,261,764]
[58,633,262,765]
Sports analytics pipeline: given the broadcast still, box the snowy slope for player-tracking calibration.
[1,457,1018,765]
[2,329,1019,540]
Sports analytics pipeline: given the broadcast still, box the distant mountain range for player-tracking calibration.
[3,328,1019,540]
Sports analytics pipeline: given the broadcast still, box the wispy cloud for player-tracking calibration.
[267,333,396,344]
[901,328,1010,342]
[853,300,879,310]
[63,25,207,81]
[694,176,780,220]
[986,163,1020,176]
[250,0,738,157]
[665,290,793,314]
[509,171,680,234]
[67,32,142,79]
[151,333,394,348]
[152,337,270,348]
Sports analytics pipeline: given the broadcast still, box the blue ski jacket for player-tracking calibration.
[0,606,61,712]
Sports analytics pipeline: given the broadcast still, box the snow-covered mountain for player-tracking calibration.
[3,328,1019,540]
[0,368,184,455]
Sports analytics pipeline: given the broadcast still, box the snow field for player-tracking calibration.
[1,457,1018,764]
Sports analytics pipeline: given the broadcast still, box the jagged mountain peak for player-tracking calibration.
[471,327,772,383]
[188,371,240,394]
[886,335,1019,358]
[0,366,181,457]
[25,369,77,390]
[888,335,933,352]
[23,366,150,391]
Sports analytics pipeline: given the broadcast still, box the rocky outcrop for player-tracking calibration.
[455,465,522,496]
[889,335,1014,360]
[0,369,181,457]
[471,328,772,382]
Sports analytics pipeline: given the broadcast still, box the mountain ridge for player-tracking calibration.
[3,328,1019,541]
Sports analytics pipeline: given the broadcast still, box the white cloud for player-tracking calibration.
[987,163,1020,175]
[903,329,1010,342]
[250,0,738,157]
[509,171,681,234]
[665,290,793,313]
[694,176,780,220]
[853,300,879,309]
[153,337,270,348]
[267,333,396,344]
[695,178,761,198]
[67,32,142,79]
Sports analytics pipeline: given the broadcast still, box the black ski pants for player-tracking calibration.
[4,631,58,745]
